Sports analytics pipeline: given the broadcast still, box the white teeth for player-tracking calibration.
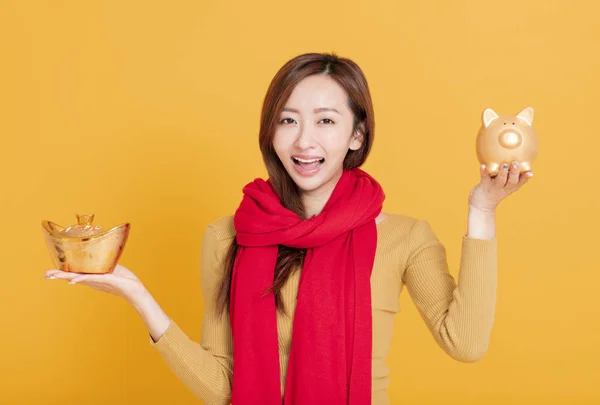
[294,157,321,163]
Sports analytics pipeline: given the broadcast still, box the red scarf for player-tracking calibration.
[230,168,385,405]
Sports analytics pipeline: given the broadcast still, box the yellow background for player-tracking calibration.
[1,0,598,404]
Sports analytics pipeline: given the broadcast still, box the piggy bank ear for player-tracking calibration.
[517,107,534,126]
[483,108,499,128]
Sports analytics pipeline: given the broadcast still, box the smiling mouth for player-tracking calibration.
[292,157,325,169]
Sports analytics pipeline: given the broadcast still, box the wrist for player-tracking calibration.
[128,286,154,312]
[467,204,496,240]
[128,287,171,342]
[468,202,497,215]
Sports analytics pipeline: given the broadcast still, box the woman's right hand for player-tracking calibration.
[44,264,146,304]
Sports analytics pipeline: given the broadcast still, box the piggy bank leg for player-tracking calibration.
[486,162,500,176]
[520,162,532,173]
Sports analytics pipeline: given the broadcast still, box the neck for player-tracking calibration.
[301,170,343,218]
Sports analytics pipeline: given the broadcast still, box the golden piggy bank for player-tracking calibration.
[476,106,538,176]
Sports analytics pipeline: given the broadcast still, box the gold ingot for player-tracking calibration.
[42,214,130,274]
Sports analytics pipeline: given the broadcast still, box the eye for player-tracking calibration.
[320,118,334,124]
[503,122,506,125]
[280,118,296,125]
[512,122,515,125]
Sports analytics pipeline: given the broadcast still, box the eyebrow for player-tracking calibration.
[281,107,341,115]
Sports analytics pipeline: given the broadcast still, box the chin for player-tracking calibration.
[290,176,326,193]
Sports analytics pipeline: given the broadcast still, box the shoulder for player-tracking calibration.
[200,216,236,273]
[377,213,442,253]
[378,212,434,236]
[205,215,236,242]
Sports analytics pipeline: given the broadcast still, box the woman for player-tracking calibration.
[45,52,533,405]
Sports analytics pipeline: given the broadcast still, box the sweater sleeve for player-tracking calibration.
[150,224,234,405]
[402,219,498,362]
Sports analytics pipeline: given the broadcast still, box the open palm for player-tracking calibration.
[44,264,145,303]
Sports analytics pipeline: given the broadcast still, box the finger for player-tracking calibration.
[45,270,78,281]
[45,269,61,278]
[69,277,86,285]
[507,161,521,186]
[517,171,534,187]
[479,164,492,186]
[69,273,116,285]
[69,274,95,285]
[493,163,509,188]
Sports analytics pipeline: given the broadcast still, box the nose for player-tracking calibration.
[294,124,317,149]
[498,130,522,149]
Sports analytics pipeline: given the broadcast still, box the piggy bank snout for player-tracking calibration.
[498,130,522,149]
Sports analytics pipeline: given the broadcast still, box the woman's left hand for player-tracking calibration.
[468,161,534,213]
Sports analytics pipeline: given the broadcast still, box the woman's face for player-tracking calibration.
[273,74,362,196]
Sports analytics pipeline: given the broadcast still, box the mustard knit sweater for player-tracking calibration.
[150,214,498,405]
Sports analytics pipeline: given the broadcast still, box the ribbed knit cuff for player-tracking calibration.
[461,234,498,257]
[149,319,190,356]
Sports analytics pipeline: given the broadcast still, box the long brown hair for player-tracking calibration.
[216,52,376,316]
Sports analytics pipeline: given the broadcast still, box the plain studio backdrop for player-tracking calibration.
[1,1,598,404]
